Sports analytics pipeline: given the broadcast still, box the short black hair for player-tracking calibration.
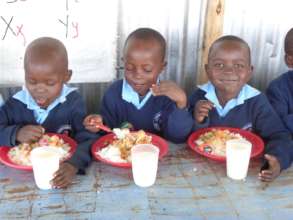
[284,28,293,54]
[124,27,166,60]
[208,35,251,64]
[24,37,68,70]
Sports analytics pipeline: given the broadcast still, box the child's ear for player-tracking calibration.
[64,69,72,83]
[285,54,293,68]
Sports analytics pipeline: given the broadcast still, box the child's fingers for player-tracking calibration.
[198,109,210,117]
[258,174,273,182]
[258,170,273,182]
[198,101,214,110]
[53,177,70,188]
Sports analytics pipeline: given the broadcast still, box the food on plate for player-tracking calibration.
[97,129,152,163]
[8,134,71,166]
[194,129,248,156]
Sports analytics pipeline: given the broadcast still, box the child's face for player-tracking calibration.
[285,53,293,68]
[205,41,253,98]
[25,61,70,109]
[123,38,166,96]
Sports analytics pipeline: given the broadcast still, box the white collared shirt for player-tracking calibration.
[121,79,153,110]
[198,82,260,117]
[13,84,77,124]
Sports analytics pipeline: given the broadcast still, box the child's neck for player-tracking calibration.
[216,90,239,107]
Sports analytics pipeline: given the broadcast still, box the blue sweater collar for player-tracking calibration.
[198,81,260,117]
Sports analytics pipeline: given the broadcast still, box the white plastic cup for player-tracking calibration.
[30,146,61,190]
[131,144,159,187]
[226,139,252,180]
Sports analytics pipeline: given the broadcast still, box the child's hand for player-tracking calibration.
[194,100,214,123]
[83,114,103,133]
[151,80,187,109]
[16,125,45,143]
[51,162,78,189]
[258,154,281,182]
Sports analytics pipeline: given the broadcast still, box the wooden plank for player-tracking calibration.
[198,0,225,84]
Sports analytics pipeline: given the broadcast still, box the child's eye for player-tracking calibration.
[46,81,56,86]
[234,64,245,69]
[143,68,153,73]
[214,63,224,69]
[28,80,37,85]
[125,64,135,71]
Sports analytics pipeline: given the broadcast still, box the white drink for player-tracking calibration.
[226,139,252,180]
[30,147,61,190]
[131,144,159,187]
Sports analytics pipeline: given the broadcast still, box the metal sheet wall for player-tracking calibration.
[223,0,293,91]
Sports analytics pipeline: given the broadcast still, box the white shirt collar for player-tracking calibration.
[121,79,153,110]
[13,84,77,123]
[198,81,260,117]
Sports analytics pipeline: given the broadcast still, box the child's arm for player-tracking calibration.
[0,99,43,146]
[151,80,187,109]
[266,80,293,133]
[253,94,293,179]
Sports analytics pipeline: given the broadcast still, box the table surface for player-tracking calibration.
[0,142,293,220]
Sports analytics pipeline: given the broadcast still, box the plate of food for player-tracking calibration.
[187,127,264,162]
[0,133,77,171]
[91,128,168,168]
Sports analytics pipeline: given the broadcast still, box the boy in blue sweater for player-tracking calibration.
[189,35,292,182]
[267,28,293,134]
[83,28,193,143]
[0,37,97,188]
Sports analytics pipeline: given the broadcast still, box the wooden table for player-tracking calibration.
[0,142,293,220]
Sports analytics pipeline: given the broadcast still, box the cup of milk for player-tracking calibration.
[30,146,61,190]
[131,144,159,187]
[226,139,252,180]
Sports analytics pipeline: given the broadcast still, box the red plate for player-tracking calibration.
[0,133,77,171]
[187,127,264,162]
[91,132,168,168]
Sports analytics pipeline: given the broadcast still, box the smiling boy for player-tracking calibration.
[189,35,293,182]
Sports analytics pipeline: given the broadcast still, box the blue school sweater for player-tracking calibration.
[100,79,194,143]
[266,71,293,133]
[0,90,98,172]
[189,88,293,170]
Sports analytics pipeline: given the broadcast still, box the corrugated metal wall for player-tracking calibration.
[223,0,293,91]
[1,0,292,112]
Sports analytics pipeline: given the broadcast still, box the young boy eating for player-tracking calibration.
[0,37,98,188]
[189,35,292,182]
[83,28,193,143]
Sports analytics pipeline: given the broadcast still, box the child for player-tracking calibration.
[267,28,293,134]
[0,37,98,188]
[83,28,193,143]
[189,35,292,182]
